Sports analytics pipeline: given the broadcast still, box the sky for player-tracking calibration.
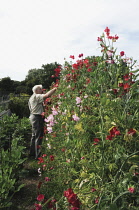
[0,0,139,81]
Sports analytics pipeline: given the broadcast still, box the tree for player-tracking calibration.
[25,62,61,94]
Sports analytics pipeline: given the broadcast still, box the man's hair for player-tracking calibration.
[32,85,42,93]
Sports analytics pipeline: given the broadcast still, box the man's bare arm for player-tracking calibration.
[43,87,57,99]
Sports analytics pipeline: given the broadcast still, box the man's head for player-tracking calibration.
[32,85,43,94]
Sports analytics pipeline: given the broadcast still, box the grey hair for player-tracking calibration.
[32,85,42,93]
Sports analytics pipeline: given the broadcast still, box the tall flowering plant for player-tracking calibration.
[33,27,139,209]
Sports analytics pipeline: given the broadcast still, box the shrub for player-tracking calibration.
[8,93,30,118]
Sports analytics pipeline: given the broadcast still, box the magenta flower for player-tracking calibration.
[128,187,135,193]
[37,194,44,201]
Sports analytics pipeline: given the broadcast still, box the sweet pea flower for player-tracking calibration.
[120,51,125,56]
[37,194,44,201]
[128,187,135,193]
[76,97,82,104]
[47,126,53,133]
[34,203,42,210]
[91,188,97,192]
[45,177,51,182]
[107,51,113,57]
[52,110,58,115]
[72,114,80,121]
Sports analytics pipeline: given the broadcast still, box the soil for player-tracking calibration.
[9,159,40,210]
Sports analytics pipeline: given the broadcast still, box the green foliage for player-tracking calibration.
[32,28,139,209]
[0,137,26,208]
[25,62,61,94]
[0,114,31,150]
[8,94,30,118]
[0,114,31,208]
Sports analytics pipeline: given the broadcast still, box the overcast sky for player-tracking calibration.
[0,0,139,81]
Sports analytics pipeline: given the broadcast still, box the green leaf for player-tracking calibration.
[109,203,118,210]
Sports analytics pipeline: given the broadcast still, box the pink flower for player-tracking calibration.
[128,187,135,193]
[76,97,82,104]
[107,51,113,57]
[37,194,44,201]
[120,51,125,56]
[106,60,115,64]
[47,126,53,133]
[81,156,85,159]
[94,197,99,204]
[97,37,103,41]
[45,177,51,181]
[72,114,80,121]
[52,110,58,115]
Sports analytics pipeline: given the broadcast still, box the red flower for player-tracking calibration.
[87,68,92,72]
[42,154,47,157]
[54,67,61,77]
[104,27,110,36]
[91,188,97,192]
[64,189,81,208]
[38,157,44,164]
[70,55,75,59]
[106,127,121,140]
[78,53,83,58]
[114,35,119,40]
[128,128,136,135]
[72,63,79,70]
[106,135,113,140]
[68,193,80,207]
[118,83,124,87]
[93,138,100,145]
[123,83,130,90]
[64,188,74,197]
[128,187,135,193]
[110,127,121,137]
[112,89,118,94]
[83,59,89,64]
[123,74,130,81]
[97,37,103,41]
[50,155,54,161]
[37,194,44,201]
[120,51,125,56]
[34,203,42,210]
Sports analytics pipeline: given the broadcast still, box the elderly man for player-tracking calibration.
[28,84,57,159]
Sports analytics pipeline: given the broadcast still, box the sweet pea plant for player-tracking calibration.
[33,27,139,209]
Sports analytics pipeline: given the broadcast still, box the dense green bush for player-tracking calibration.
[32,27,139,209]
[0,114,31,208]
[8,94,30,118]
